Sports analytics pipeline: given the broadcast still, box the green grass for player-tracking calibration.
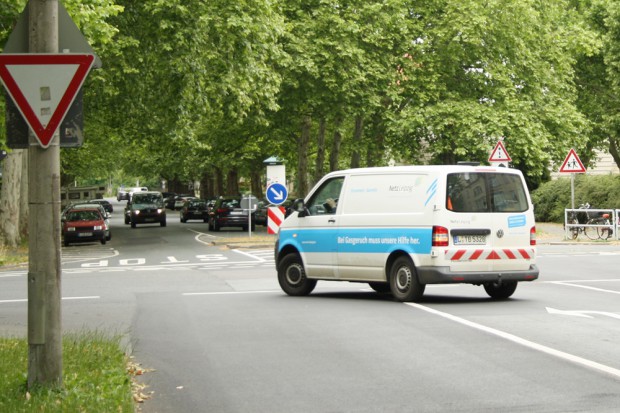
[0,243,28,267]
[0,332,137,412]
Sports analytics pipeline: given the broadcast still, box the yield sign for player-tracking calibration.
[559,148,587,173]
[0,54,94,148]
[488,141,512,162]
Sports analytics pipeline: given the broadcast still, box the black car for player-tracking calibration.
[124,191,167,228]
[180,199,209,223]
[208,197,255,231]
[88,199,113,214]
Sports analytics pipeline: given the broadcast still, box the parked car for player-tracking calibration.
[208,196,255,231]
[180,199,209,223]
[125,191,166,228]
[62,207,108,246]
[88,199,113,214]
[62,202,111,240]
[174,195,196,210]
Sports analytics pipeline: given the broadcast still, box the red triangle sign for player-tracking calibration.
[488,141,512,162]
[559,148,587,173]
[0,54,94,148]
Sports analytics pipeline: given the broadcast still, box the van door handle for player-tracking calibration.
[328,218,336,223]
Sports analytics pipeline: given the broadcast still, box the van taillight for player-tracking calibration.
[530,226,536,246]
[432,226,449,247]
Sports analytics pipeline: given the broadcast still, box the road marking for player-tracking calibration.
[233,249,267,262]
[549,281,620,295]
[546,307,620,320]
[405,302,620,380]
[0,296,100,304]
[183,290,279,296]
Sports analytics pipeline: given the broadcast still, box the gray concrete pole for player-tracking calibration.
[27,0,62,388]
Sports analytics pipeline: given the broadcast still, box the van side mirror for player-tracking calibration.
[292,198,308,217]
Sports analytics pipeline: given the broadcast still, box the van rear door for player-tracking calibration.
[445,171,535,273]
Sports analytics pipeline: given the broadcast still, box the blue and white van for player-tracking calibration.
[275,165,539,302]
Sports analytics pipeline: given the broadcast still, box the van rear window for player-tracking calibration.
[446,173,528,213]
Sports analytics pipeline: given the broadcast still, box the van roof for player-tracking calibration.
[325,165,522,177]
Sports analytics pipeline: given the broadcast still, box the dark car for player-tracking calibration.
[62,208,108,246]
[88,199,113,214]
[255,199,292,226]
[125,191,166,228]
[208,196,255,231]
[180,199,209,223]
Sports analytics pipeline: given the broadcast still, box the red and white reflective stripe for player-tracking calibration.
[445,248,535,261]
[267,206,286,234]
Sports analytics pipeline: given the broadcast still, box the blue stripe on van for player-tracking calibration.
[424,178,438,206]
[279,227,433,255]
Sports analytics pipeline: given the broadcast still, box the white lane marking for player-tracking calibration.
[183,290,279,296]
[232,249,267,262]
[546,307,620,320]
[0,296,100,304]
[549,281,620,295]
[405,302,620,380]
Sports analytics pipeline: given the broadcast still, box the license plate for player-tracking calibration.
[454,235,486,245]
[145,218,155,222]
[78,232,92,237]
[230,211,242,215]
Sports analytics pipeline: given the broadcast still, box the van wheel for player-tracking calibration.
[484,280,517,299]
[389,256,425,302]
[368,282,390,293]
[278,253,317,296]
[160,219,167,227]
[131,221,136,228]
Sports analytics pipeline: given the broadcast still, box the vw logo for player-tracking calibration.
[497,229,504,238]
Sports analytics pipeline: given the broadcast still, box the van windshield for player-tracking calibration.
[446,173,528,213]
[133,194,162,205]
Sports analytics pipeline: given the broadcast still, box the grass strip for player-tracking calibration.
[0,331,136,412]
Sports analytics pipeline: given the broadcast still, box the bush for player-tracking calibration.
[531,174,620,222]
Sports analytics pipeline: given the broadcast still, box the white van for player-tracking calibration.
[275,165,539,302]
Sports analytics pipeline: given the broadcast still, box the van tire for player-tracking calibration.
[368,282,391,293]
[278,253,317,296]
[483,280,517,299]
[389,256,425,302]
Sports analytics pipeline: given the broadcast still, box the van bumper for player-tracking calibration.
[417,265,539,284]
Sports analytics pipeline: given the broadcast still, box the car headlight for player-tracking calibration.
[157,208,163,214]
[94,225,103,230]
[67,227,76,232]
[134,210,140,215]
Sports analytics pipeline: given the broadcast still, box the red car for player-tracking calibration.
[62,207,108,246]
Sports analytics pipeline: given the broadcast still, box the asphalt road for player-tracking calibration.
[1,199,620,412]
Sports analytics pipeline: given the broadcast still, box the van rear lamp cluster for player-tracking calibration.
[432,226,449,247]
[530,226,536,246]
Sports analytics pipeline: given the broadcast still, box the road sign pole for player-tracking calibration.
[27,0,63,389]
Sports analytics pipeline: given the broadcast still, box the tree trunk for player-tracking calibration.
[200,172,215,199]
[226,169,239,195]
[250,169,262,199]
[215,168,225,196]
[329,117,343,172]
[313,117,327,186]
[350,115,364,168]
[609,137,620,171]
[297,115,311,197]
[0,150,24,247]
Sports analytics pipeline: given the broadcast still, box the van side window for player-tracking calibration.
[306,177,344,215]
[447,173,528,213]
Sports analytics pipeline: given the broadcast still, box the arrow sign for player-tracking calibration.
[0,54,94,148]
[489,141,511,162]
[559,148,587,173]
[266,182,288,205]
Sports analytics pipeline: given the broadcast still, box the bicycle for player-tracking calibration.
[565,203,590,240]
[585,213,613,240]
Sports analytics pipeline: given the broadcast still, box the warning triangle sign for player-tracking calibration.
[0,54,94,148]
[559,148,587,173]
[488,141,511,162]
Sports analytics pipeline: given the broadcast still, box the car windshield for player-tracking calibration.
[66,210,101,221]
[133,194,162,204]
